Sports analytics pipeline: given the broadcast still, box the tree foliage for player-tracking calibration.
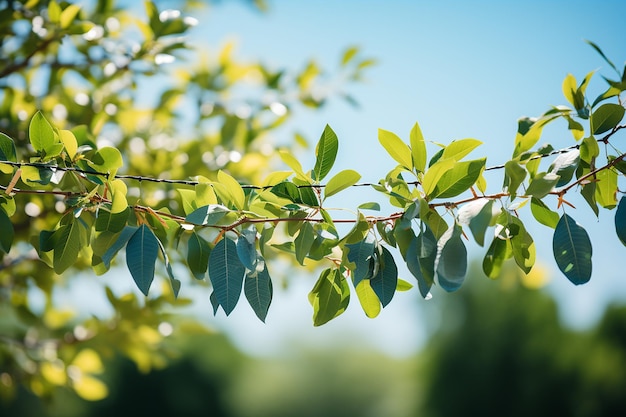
[1,0,626,404]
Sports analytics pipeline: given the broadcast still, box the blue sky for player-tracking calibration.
[122,0,626,356]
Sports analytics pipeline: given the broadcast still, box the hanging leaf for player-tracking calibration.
[378,128,412,169]
[345,233,376,287]
[553,214,592,285]
[102,226,137,269]
[615,196,626,246]
[236,227,258,270]
[355,279,381,319]
[187,231,211,279]
[126,224,160,296]
[53,218,84,274]
[244,264,273,322]
[370,246,398,307]
[0,209,14,254]
[549,149,580,187]
[482,233,512,279]
[312,124,338,181]
[406,224,437,298]
[208,237,246,315]
[595,168,618,209]
[294,221,315,265]
[504,160,527,198]
[510,217,535,274]
[530,197,559,229]
[324,169,361,199]
[457,199,493,246]
[154,232,181,298]
[309,268,350,326]
[217,170,246,210]
[436,225,467,291]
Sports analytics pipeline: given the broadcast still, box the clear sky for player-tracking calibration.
[95,0,626,357]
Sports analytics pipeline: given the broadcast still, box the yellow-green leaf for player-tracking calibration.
[378,128,412,169]
[324,169,361,199]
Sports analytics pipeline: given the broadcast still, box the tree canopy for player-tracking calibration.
[1,0,625,403]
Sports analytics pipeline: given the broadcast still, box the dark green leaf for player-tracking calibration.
[370,246,397,307]
[457,199,493,246]
[483,233,512,279]
[312,124,338,181]
[53,219,83,274]
[553,214,592,285]
[126,224,160,296]
[187,231,211,279]
[236,228,258,270]
[393,217,415,259]
[185,204,229,226]
[345,233,376,287]
[244,264,273,322]
[585,40,619,73]
[406,225,437,298]
[615,196,626,246]
[510,217,535,274]
[95,207,129,233]
[436,225,467,292]
[504,161,527,198]
[102,226,137,269]
[208,237,246,315]
[0,209,14,254]
[549,149,579,187]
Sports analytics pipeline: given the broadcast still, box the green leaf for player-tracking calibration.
[293,178,320,206]
[95,207,129,233]
[591,103,625,135]
[525,172,559,199]
[0,132,17,162]
[309,268,350,326]
[396,279,413,291]
[615,196,626,246]
[410,122,427,173]
[355,279,380,319]
[595,168,618,209]
[379,128,413,169]
[324,169,361,199]
[405,225,437,298]
[530,197,559,229]
[357,202,380,211]
[217,170,246,210]
[457,199,494,246]
[553,214,592,285]
[208,237,246,315]
[513,117,545,157]
[244,264,273,323]
[441,138,482,161]
[0,209,14,254]
[154,232,181,298]
[504,160,527,198]
[90,147,123,176]
[580,136,599,164]
[29,111,56,154]
[483,234,512,278]
[53,218,84,274]
[294,221,315,265]
[430,158,486,199]
[312,124,339,181]
[102,226,137,269]
[126,224,159,296]
[585,40,619,73]
[370,246,397,307]
[436,225,467,291]
[510,217,535,274]
[422,158,455,198]
[345,233,376,287]
[60,4,81,29]
[236,228,258,270]
[187,231,211,279]
[549,149,579,187]
[279,149,309,182]
[185,204,229,226]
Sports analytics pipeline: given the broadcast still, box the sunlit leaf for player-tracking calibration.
[410,122,427,173]
[378,128,412,169]
[553,214,592,285]
[309,268,350,326]
[422,158,455,198]
[185,204,230,226]
[217,170,246,210]
[504,160,527,198]
[355,279,380,318]
[441,138,482,161]
[313,124,338,181]
[431,158,486,199]
[510,217,535,274]
[530,197,559,229]
[29,111,56,154]
[324,169,361,199]
[549,149,579,187]
[525,172,559,199]
[595,168,618,209]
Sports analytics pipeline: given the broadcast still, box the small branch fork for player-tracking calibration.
[1,125,625,230]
